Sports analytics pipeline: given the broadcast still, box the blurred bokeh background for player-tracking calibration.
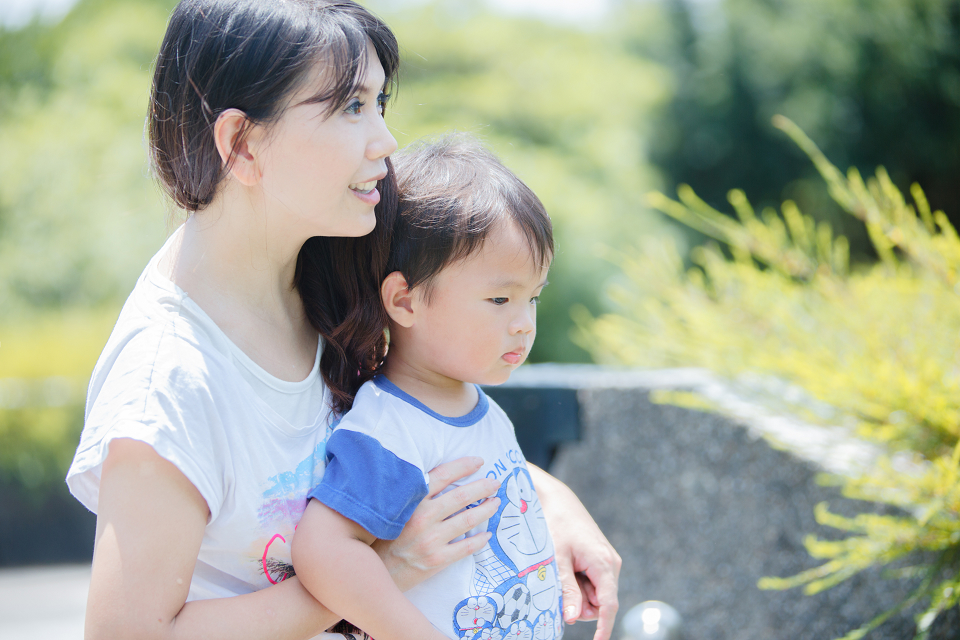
[4,1,960,623]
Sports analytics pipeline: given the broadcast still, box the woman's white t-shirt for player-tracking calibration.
[67,231,332,601]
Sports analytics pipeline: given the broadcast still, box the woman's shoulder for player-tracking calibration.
[91,306,229,405]
[95,245,243,386]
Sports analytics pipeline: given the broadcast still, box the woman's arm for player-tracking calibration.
[87,442,499,640]
[527,464,622,640]
[86,438,340,640]
[293,501,452,640]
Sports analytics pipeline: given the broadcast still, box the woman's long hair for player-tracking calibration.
[296,159,397,416]
[148,0,400,415]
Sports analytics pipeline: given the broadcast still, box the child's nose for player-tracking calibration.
[510,307,536,335]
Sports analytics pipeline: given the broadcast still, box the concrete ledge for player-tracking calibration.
[500,365,957,640]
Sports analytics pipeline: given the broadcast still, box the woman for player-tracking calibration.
[66,1,620,639]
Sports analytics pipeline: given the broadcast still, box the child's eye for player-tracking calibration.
[490,297,508,305]
[530,296,541,305]
[344,99,364,115]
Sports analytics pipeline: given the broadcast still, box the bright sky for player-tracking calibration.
[0,0,615,29]
[0,0,76,28]
[479,0,613,23]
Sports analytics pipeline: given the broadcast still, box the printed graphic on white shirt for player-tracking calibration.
[452,466,563,640]
[254,437,329,585]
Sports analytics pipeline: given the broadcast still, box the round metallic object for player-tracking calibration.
[620,600,682,640]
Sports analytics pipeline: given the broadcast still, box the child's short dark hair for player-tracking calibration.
[389,133,554,302]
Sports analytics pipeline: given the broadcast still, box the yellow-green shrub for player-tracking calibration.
[576,117,960,639]
[0,307,117,494]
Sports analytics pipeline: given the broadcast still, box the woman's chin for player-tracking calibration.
[324,212,378,238]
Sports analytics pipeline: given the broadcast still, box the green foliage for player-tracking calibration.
[638,0,960,257]
[0,0,674,363]
[0,308,117,494]
[0,0,171,315]
[577,117,960,637]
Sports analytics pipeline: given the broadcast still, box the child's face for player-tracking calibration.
[408,222,550,387]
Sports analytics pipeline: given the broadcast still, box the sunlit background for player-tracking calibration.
[4,3,960,628]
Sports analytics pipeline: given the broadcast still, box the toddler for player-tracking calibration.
[292,134,562,640]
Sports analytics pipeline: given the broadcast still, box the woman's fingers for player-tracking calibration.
[555,549,583,624]
[576,572,598,619]
[425,456,484,498]
[433,477,500,521]
[584,562,620,640]
[437,491,499,541]
[376,457,499,592]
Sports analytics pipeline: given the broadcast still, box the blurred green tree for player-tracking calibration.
[631,0,960,260]
[0,0,171,316]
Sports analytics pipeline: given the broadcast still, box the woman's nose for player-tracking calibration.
[368,114,398,160]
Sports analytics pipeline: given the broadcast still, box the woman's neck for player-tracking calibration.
[159,197,318,382]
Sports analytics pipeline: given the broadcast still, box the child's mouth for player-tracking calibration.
[502,351,525,365]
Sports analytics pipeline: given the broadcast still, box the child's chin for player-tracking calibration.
[483,369,515,387]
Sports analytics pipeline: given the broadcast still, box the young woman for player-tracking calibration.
[66,2,620,639]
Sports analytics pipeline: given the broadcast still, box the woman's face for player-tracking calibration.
[257,40,398,240]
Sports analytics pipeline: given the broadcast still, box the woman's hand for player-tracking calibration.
[528,464,621,640]
[373,456,500,592]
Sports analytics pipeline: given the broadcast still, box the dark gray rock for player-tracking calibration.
[498,366,959,640]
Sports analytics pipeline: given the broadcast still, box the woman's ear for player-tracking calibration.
[213,108,261,187]
[381,271,416,328]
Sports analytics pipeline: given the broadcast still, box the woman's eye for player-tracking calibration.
[490,297,508,305]
[344,99,364,115]
[530,296,541,305]
[377,92,390,115]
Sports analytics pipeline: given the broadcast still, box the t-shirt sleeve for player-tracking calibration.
[67,326,229,522]
[307,400,430,540]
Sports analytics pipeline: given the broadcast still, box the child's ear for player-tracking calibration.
[213,108,262,187]
[381,271,416,328]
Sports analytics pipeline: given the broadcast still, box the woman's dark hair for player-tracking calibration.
[148,0,399,211]
[313,133,554,415]
[296,161,396,418]
[148,0,400,418]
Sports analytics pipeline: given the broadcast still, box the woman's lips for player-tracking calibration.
[350,185,380,206]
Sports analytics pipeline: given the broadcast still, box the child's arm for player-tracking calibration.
[292,498,450,640]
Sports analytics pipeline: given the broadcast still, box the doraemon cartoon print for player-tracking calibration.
[452,467,562,640]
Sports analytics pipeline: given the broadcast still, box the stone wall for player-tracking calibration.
[493,365,958,640]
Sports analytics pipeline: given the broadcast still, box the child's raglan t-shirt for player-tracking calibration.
[309,376,564,640]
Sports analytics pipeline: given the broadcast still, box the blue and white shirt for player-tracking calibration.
[308,376,564,640]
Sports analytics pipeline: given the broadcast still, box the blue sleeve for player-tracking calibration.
[307,428,429,540]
